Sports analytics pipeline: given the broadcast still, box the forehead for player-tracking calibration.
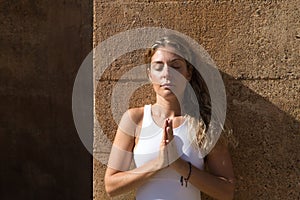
[151,47,184,62]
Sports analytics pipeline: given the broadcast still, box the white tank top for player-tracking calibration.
[133,105,204,200]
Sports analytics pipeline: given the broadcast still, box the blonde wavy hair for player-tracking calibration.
[145,34,237,154]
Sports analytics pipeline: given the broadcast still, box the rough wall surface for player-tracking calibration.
[0,0,93,199]
[94,1,300,199]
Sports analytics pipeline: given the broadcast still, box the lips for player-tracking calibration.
[160,83,174,89]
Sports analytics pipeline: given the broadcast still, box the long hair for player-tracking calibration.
[145,34,228,153]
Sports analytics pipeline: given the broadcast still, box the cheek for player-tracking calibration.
[149,71,161,83]
[171,70,189,83]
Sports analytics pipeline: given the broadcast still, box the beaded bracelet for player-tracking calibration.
[180,161,192,187]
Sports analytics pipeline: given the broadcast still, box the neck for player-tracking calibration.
[154,95,183,118]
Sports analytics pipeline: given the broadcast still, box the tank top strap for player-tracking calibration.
[141,104,152,128]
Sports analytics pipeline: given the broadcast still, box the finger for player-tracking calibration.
[167,119,174,140]
[165,119,169,141]
[166,127,172,144]
[161,119,168,145]
[166,119,172,143]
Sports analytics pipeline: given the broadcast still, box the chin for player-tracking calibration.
[160,91,179,100]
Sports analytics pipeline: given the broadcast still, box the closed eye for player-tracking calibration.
[151,62,164,71]
[170,59,186,69]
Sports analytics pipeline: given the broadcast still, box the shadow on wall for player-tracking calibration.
[95,69,299,200]
[219,73,299,200]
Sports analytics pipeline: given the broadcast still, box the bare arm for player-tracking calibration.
[165,120,236,200]
[171,140,236,200]
[104,109,169,197]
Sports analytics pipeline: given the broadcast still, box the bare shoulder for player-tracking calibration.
[125,107,145,126]
[117,106,145,137]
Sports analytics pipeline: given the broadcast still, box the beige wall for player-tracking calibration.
[94,1,300,199]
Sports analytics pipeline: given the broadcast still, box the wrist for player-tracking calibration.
[170,158,192,187]
[169,157,184,169]
[180,161,191,187]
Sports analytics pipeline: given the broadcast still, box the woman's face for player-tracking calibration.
[148,47,192,100]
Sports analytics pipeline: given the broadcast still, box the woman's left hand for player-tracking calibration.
[163,118,180,165]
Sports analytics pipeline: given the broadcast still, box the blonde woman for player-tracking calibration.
[105,35,236,200]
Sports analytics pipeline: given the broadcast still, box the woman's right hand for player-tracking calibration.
[157,118,179,169]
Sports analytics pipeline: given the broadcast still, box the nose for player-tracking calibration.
[162,64,171,78]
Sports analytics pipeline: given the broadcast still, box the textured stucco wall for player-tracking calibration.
[94,1,300,199]
[0,1,93,199]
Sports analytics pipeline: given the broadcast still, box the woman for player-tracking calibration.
[104,35,236,200]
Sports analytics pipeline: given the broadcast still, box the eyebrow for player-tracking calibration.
[151,58,185,64]
[170,58,185,63]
